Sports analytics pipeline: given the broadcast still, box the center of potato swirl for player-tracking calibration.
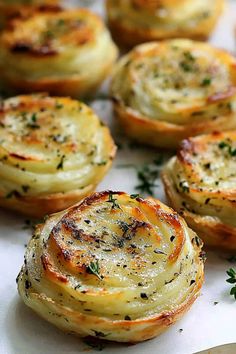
[126,46,231,117]
[110,40,236,127]
[37,192,202,320]
[0,95,113,196]
[0,98,101,168]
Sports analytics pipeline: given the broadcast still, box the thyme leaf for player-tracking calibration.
[106,192,121,210]
[219,141,236,156]
[226,268,236,300]
[86,260,102,280]
[135,163,159,195]
[57,155,66,170]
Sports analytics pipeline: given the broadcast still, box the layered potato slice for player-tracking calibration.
[0,94,116,217]
[106,0,224,48]
[0,7,118,98]
[17,191,204,342]
[0,1,59,29]
[162,132,236,251]
[111,39,236,149]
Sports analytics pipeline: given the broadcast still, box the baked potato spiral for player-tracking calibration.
[0,7,118,98]
[162,132,236,251]
[0,1,59,29]
[111,39,236,149]
[0,94,116,217]
[106,0,224,48]
[17,191,204,343]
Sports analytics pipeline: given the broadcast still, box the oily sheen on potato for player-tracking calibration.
[17,191,204,343]
[162,132,236,251]
[111,39,236,149]
[0,94,116,217]
[106,0,224,48]
[0,6,118,98]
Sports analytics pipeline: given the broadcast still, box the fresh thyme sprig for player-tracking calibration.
[106,192,121,210]
[218,141,236,157]
[226,268,236,300]
[116,155,164,196]
[135,158,162,195]
[86,260,102,280]
[27,113,40,129]
[57,155,65,170]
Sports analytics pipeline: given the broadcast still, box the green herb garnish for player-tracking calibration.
[57,155,65,170]
[218,141,236,156]
[106,192,121,210]
[135,164,159,195]
[226,268,236,300]
[179,181,189,193]
[179,62,192,72]
[86,260,102,280]
[183,51,195,62]
[5,190,19,199]
[27,113,40,129]
[22,185,30,193]
[201,78,211,87]
[96,161,107,166]
[55,102,64,109]
[130,194,140,199]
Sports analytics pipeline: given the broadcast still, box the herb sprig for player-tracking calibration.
[86,260,102,280]
[218,141,236,157]
[57,155,66,170]
[226,268,236,300]
[27,113,40,129]
[135,158,163,195]
[106,192,121,210]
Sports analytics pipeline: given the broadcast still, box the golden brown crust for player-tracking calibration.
[0,94,116,217]
[107,18,208,50]
[111,40,236,149]
[0,1,60,28]
[0,185,95,218]
[106,0,224,48]
[0,7,118,98]
[162,132,236,251]
[17,191,204,342]
[3,63,114,99]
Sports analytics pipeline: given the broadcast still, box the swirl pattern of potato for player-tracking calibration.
[162,132,236,251]
[0,7,118,98]
[17,191,204,343]
[0,94,116,217]
[111,39,236,149]
[106,0,224,48]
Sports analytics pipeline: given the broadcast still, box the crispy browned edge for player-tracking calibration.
[0,111,116,218]
[112,97,236,149]
[0,154,116,218]
[18,190,204,342]
[106,0,224,49]
[1,63,115,99]
[0,7,118,98]
[161,162,236,252]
